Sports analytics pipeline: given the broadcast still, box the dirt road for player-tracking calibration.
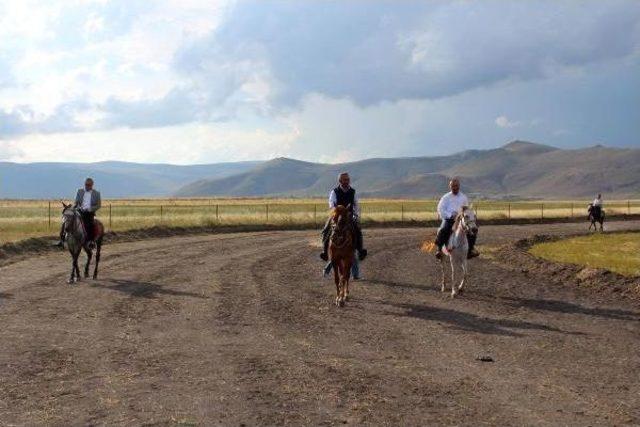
[1,221,639,426]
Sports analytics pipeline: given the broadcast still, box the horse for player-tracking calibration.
[61,202,104,284]
[438,206,478,298]
[329,205,355,307]
[587,204,605,232]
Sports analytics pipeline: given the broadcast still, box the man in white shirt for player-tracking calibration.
[320,172,367,262]
[593,194,603,207]
[434,178,478,259]
[56,178,102,248]
[590,193,604,219]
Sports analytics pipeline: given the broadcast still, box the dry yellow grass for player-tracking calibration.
[1,198,639,245]
[529,233,640,277]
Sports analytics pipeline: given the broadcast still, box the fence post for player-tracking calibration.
[266,204,269,222]
[314,204,317,227]
[628,200,631,215]
[160,205,163,224]
[216,204,219,222]
[48,201,52,231]
[571,203,574,218]
[508,203,511,220]
[109,203,112,231]
[541,203,544,219]
[401,204,404,223]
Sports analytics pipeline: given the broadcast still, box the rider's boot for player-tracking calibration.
[355,226,367,261]
[320,239,329,261]
[467,248,479,259]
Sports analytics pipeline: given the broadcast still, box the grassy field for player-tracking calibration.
[1,198,639,245]
[529,232,640,277]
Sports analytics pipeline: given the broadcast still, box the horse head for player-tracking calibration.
[61,202,79,233]
[458,206,478,234]
[332,205,350,227]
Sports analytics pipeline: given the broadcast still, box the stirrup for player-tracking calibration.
[320,252,328,261]
[358,249,368,261]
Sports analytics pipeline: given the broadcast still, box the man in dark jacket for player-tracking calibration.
[56,177,101,248]
[320,172,367,261]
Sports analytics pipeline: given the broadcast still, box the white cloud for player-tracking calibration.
[495,115,520,128]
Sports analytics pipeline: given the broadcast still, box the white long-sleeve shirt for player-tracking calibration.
[593,197,603,207]
[81,190,93,211]
[437,191,469,220]
[329,187,360,217]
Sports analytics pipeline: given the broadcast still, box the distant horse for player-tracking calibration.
[438,206,478,298]
[61,203,104,284]
[329,205,355,307]
[587,204,605,232]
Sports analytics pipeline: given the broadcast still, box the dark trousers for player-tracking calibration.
[81,211,96,241]
[435,218,477,253]
[321,217,364,252]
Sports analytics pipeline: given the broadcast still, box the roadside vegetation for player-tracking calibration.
[529,232,640,277]
[1,198,639,245]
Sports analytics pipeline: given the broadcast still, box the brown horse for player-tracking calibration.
[329,205,355,307]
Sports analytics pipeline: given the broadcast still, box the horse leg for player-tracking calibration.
[93,241,101,279]
[338,260,346,307]
[84,247,92,278]
[68,252,78,284]
[74,253,81,282]
[344,259,352,301]
[458,259,467,293]
[439,259,446,292]
[333,261,341,306]
[450,258,457,298]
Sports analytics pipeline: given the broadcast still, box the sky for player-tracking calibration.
[0,0,639,164]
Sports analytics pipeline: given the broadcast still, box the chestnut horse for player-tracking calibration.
[329,205,355,307]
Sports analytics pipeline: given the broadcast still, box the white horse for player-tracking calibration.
[439,206,478,298]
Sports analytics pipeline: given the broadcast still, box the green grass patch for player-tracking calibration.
[529,232,640,277]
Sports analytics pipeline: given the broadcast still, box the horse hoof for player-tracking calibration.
[339,299,345,307]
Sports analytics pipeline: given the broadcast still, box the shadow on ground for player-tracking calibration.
[91,279,207,299]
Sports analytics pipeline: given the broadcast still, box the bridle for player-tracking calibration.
[62,207,80,233]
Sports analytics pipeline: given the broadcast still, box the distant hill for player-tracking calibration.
[0,160,260,198]
[176,141,640,199]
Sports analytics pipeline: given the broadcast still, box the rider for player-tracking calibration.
[320,172,367,262]
[434,178,479,260]
[592,193,603,211]
[56,178,101,249]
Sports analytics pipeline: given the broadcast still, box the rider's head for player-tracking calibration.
[338,172,351,189]
[597,193,602,199]
[85,178,94,192]
[450,178,460,195]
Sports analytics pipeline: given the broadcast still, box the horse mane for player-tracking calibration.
[332,205,349,220]
[453,206,468,230]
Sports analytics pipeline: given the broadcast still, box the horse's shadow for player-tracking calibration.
[382,302,583,337]
[0,292,13,301]
[91,279,206,300]
[499,296,640,322]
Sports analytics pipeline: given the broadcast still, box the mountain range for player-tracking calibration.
[1,141,638,199]
[177,141,640,199]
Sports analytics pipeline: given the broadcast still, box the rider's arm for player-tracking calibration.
[73,189,82,208]
[353,192,360,218]
[328,189,337,209]
[93,191,101,212]
[437,194,447,220]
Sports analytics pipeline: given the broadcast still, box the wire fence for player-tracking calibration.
[1,199,639,244]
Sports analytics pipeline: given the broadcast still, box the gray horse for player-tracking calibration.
[61,202,104,284]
